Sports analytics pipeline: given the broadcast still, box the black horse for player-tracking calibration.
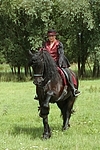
[29,50,79,139]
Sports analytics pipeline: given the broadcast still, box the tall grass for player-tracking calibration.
[0,80,100,150]
[0,63,96,82]
[0,64,31,82]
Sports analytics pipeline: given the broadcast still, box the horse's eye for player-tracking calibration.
[32,58,37,63]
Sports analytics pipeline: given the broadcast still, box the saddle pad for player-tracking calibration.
[71,72,77,86]
[57,67,77,86]
[57,67,67,85]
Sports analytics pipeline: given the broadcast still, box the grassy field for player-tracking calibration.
[0,80,100,150]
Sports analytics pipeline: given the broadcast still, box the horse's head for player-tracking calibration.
[29,50,44,86]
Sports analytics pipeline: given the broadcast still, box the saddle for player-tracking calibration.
[57,67,77,86]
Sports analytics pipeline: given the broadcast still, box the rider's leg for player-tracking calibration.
[62,68,80,97]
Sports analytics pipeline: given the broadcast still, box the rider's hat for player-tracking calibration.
[47,29,57,36]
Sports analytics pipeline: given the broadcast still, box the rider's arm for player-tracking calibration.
[58,42,70,68]
[58,42,64,67]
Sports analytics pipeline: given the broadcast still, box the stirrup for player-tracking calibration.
[73,90,80,97]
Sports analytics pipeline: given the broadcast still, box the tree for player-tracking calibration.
[0,0,100,78]
[89,0,100,77]
[50,0,95,77]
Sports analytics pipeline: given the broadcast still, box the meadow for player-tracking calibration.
[0,80,100,150]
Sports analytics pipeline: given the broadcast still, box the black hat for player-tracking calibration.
[47,29,57,36]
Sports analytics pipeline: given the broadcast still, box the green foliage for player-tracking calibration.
[0,0,100,77]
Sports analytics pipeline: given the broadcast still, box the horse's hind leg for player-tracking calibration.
[42,116,51,139]
[62,109,71,130]
[62,98,75,130]
[57,98,74,131]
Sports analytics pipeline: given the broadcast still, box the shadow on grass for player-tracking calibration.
[11,125,43,139]
[11,123,62,139]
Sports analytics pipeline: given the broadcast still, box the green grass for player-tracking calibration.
[0,80,100,150]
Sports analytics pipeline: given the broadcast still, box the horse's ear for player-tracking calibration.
[29,50,35,56]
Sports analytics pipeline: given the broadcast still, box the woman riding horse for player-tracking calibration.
[35,29,80,99]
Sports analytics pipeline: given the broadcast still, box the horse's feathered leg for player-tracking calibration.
[62,97,75,130]
[43,116,51,139]
[62,110,71,130]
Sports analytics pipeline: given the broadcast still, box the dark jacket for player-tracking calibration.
[58,42,70,68]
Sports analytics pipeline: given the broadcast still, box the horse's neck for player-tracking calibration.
[43,52,60,83]
[43,66,61,84]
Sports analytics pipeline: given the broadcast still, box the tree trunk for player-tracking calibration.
[80,61,86,77]
[29,67,32,77]
[93,60,100,77]
[24,66,28,76]
[93,64,96,77]
[17,66,20,75]
[96,60,100,77]
[78,56,81,77]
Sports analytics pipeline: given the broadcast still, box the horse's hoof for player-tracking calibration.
[62,124,70,131]
[68,123,70,127]
[42,134,51,140]
[62,127,67,131]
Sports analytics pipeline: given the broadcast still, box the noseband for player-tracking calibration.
[34,74,43,77]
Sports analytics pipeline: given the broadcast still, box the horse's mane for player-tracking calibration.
[42,50,60,82]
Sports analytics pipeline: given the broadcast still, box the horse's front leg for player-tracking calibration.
[43,91,53,108]
[39,104,51,139]
[43,116,51,139]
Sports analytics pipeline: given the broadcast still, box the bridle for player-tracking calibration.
[33,71,51,90]
[33,74,43,77]
[31,53,48,87]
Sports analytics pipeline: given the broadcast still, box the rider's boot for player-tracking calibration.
[61,68,80,97]
[73,89,80,97]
